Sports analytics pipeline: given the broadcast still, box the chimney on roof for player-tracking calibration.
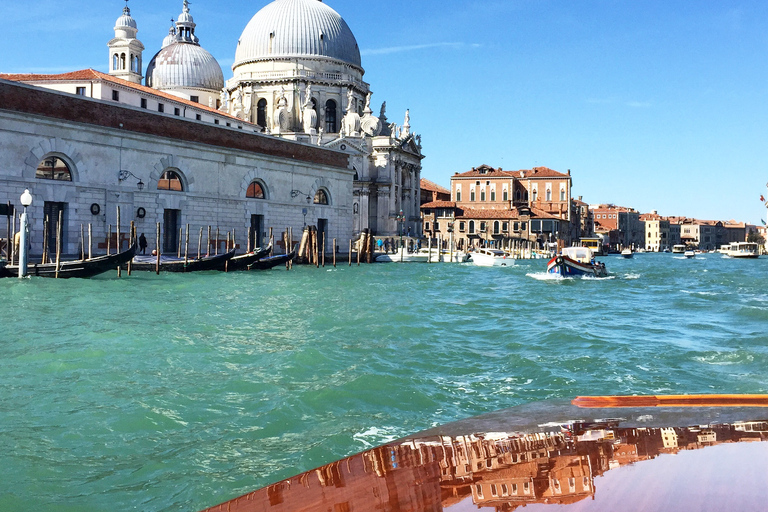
[567,169,571,175]
[578,196,582,201]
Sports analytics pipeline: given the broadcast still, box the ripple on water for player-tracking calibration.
[2,255,768,510]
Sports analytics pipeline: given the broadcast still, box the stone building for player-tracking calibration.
[420,165,577,250]
[591,204,643,251]
[640,211,670,252]
[0,79,350,257]
[1,0,421,257]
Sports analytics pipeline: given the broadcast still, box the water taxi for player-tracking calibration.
[547,246,607,277]
[684,250,696,258]
[376,247,470,263]
[672,244,686,254]
[469,248,514,267]
[620,248,633,258]
[725,242,760,259]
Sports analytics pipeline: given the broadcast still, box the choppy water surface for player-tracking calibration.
[2,253,767,511]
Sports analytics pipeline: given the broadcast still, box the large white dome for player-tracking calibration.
[234,0,362,70]
[146,43,224,92]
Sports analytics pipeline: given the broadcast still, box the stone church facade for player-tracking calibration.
[1,0,422,256]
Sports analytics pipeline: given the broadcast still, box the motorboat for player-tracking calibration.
[375,247,430,263]
[547,246,607,277]
[672,244,686,254]
[684,250,696,258]
[620,248,633,258]
[421,248,470,263]
[725,242,760,259]
[469,248,514,267]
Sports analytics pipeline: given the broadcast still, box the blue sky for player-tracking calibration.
[2,0,767,223]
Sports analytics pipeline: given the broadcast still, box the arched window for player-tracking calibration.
[468,221,475,234]
[480,189,486,201]
[560,187,566,201]
[532,189,538,202]
[246,181,266,199]
[158,170,183,191]
[314,189,329,205]
[494,221,500,234]
[503,189,509,201]
[257,98,267,128]
[490,189,496,202]
[456,188,461,202]
[36,156,73,181]
[470,188,476,202]
[120,53,126,70]
[546,188,552,201]
[515,189,521,201]
[113,54,119,70]
[325,99,337,133]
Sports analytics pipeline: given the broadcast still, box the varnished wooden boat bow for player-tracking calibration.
[572,394,768,408]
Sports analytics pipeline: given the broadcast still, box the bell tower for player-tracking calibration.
[108,0,144,84]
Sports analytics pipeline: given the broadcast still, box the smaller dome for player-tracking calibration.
[115,6,137,30]
[146,43,225,92]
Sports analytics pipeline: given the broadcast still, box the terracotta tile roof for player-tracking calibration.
[453,165,514,178]
[453,165,570,179]
[511,166,570,179]
[420,200,456,208]
[457,208,522,219]
[0,68,244,122]
[420,178,449,194]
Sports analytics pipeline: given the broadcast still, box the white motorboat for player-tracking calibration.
[375,247,470,263]
[672,244,686,254]
[469,248,514,267]
[684,250,696,258]
[725,242,760,259]
[375,247,429,262]
[620,248,633,258]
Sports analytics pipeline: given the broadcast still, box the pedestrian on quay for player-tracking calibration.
[139,233,147,254]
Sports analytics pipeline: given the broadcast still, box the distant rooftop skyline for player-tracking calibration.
[1,0,766,223]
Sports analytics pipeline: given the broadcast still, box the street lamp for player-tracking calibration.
[118,169,145,191]
[18,189,32,278]
[395,209,406,261]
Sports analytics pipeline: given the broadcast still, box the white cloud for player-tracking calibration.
[362,42,476,56]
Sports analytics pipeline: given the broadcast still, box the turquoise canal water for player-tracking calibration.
[2,253,768,511]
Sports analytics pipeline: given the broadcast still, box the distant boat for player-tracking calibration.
[672,244,686,254]
[547,246,608,277]
[470,248,514,267]
[620,248,633,258]
[684,250,696,258]
[129,249,235,272]
[1,243,137,279]
[724,242,760,259]
[375,247,429,263]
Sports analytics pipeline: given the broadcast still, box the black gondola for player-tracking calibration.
[0,243,137,279]
[247,248,296,270]
[224,244,272,272]
[129,249,236,272]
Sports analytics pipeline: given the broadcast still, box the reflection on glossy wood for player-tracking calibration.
[199,415,768,512]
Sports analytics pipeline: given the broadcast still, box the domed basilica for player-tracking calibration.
[112,0,424,238]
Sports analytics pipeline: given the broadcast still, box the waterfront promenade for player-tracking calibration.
[1,253,767,511]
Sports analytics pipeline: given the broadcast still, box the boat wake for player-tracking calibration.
[527,272,570,281]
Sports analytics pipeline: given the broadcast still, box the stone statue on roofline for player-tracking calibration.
[302,84,317,135]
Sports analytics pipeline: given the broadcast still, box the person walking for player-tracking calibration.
[138,233,147,255]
